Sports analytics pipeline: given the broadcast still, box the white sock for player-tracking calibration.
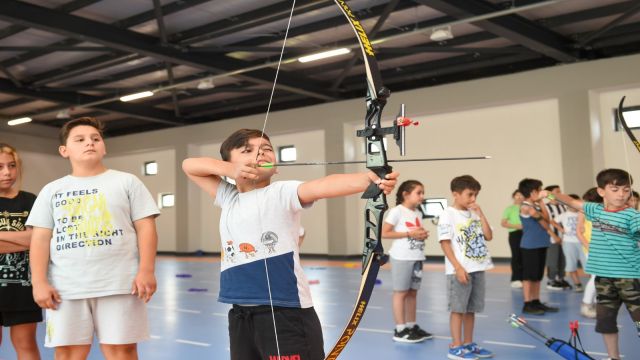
[406,322,416,328]
[396,324,406,332]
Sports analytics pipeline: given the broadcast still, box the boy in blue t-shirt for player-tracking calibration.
[548,168,640,360]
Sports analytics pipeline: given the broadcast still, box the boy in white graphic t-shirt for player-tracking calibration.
[382,180,432,343]
[438,175,494,360]
[27,117,160,359]
[182,128,398,360]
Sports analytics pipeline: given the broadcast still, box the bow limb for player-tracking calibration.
[326,1,397,359]
[618,96,640,154]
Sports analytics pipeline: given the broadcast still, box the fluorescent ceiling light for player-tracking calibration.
[430,26,454,41]
[298,48,351,63]
[7,117,32,126]
[197,78,215,90]
[120,91,154,102]
[56,109,70,119]
[623,109,640,128]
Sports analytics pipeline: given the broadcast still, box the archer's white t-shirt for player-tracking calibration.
[437,207,493,275]
[215,180,313,308]
[385,205,426,261]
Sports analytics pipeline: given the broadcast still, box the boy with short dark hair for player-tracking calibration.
[518,178,559,315]
[438,175,494,360]
[182,128,398,360]
[27,117,160,359]
[549,168,640,360]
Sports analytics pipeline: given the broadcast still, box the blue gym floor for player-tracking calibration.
[1,257,637,359]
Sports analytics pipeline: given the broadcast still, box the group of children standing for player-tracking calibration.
[1,117,639,360]
[383,175,495,360]
[501,173,640,360]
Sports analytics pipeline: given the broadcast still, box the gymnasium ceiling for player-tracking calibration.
[0,0,639,137]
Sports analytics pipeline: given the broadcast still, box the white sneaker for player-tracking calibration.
[510,280,523,288]
[581,303,596,319]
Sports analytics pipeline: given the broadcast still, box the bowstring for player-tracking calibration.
[620,118,634,206]
[254,0,297,358]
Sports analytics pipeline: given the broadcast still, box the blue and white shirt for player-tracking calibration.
[215,180,313,308]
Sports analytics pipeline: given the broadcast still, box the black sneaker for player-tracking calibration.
[410,324,433,340]
[522,302,545,315]
[533,300,559,313]
[393,327,424,343]
[559,279,572,290]
[546,280,564,291]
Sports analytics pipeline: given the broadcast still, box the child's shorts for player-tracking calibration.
[229,305,324,360]
[45,294,149,347]
[447,271,485,313]
[0,309,42,327]
[390,258,423,291]
[595,276,640,334]
[562,242,586,272]
[521,247,547,281]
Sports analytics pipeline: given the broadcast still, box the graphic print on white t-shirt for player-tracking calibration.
[215,180,313,308]
[386,205,426,261]
[437,207,493,275]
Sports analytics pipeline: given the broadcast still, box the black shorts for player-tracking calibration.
[521,247,547,281]
[0,309,42,327]
[229,305,324,360]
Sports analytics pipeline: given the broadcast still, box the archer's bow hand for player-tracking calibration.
[367,170,399,195]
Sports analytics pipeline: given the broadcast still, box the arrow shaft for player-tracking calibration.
[268,156,490,167]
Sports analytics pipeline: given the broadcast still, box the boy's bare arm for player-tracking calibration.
[469,203,492,240]
[0,240,29,253]
[182,157,237,197]
[297,171,398,204]
[500,218,522,230]
[0,228,32,247]
[133,216,158,303]
[543,191,584,211]
[440,240,468,284]
[30,227,61,309]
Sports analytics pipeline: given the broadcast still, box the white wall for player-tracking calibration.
[19,150,69,195]
[103,148,177,252]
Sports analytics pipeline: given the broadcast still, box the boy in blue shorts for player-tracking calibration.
[549,168,640,360]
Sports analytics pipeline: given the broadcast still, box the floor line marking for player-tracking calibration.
[358,327,392,334]
[522,318,550,323]
[433,335,453,340]
[483,340,535,349]
[176,339,211,347]
[580,322,622,328]
[147,305,201,314]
